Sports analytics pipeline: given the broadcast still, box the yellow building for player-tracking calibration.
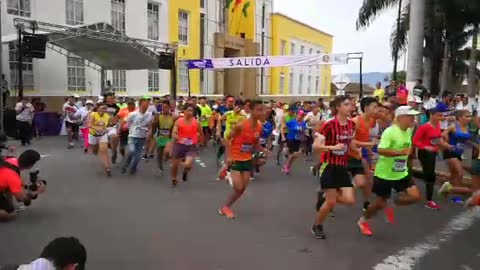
[270,13,333,97]
[169,0,201,95]
[227,0,256,40]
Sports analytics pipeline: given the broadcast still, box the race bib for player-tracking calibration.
[456,143,465,151]
[240,144,254,153]
[180,138,193,145]
[393,159,407,172]
[430,138,441,145]
[295,134,301,140]
[96,129,106,136]
[159,129,170,136]
[97,121,105,126]
[259,138,267,145]
[332,146,347,156]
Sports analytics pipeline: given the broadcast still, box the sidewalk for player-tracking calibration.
[411,158,472,185]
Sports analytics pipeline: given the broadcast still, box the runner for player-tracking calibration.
[218,100,266,219]
[198,96,213,146]
[63,96,81,149]
[87,104,112,176]
[413,103,452,210]
[216,100,246,181]
[117,99,136,159]
[74,100,94,153]
[104,93,121,164]
[438,110,474,200]
[347,97,379,211]
[151,100,176,173]
[253,104,275,176]
[311,96,356,239]
[121,97,153,175]
[170,104,204,187]
[358,106,422,236]
[304,103,322,159]
[282,110,307,175]
[277,104,296,165]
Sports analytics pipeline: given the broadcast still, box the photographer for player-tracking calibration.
[0,150,45,221]
[1,237,87,270]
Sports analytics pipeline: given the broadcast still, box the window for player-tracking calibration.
[7,0,31,17]
[179,60,189,92]
[148,70,160,92]
[200,0,205,8]
[178,10,189,45]
[280,40,286,55]
[316,50,320,55]
[67,55,86,92]
[290,43,295,55]
[309,48,313,55]
[66,0,84,25]
[315,76,320,94]
[307,75,312,94]
[111,0,126,34]
[300,45,305,55]
[147,2,160,40]
[112,70,126,92]
[8,42,34,91]
[298,74,303,94]
[289,72,294,94]
[279,73,285,94]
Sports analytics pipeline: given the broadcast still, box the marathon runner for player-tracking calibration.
[282,110,307,175]
[277,105,296,165]
[218,100,266,219]
[198,97,213,146]
[311,96,357,239]
[87,104,112,176]
[358,106,422,236]
[104,92,121,164]
[413,103,451,210]
[304,103,322,159]
[151,100,176,173]
[170,104,204,187]
[117,99,136,159]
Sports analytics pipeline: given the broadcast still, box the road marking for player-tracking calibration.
[40,155,51,158]
[195,157,206,168]
[374,209,480,270]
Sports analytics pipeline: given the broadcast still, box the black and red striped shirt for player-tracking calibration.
[320,117,356,166]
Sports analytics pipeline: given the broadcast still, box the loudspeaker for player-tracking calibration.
[158,52,175,70]
[23,34,48,59]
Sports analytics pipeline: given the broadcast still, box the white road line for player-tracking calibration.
[40,155,51,158]
[195,157,207,168]
[374,209,480,270]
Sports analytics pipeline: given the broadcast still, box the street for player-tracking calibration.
[0,137,479,270]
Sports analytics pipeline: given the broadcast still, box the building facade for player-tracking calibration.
[1,0,332,102]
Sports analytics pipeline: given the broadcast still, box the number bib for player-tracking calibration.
[456,143,465,151]
[159,129,170,136]
[259,138,267,145]
[180,138,193,145]
[393,159,407,172]
[294,134,301,140]
[332,147,347,156]
[240,144,254,153]
[430,138,441,145]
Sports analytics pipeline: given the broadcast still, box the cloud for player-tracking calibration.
[273,0,401,74]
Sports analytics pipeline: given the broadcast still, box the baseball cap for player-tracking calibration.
[140,95,151,101]
[298,110,306,116]
[85,100,94,105]
[408,96,423,104]
[430,102,449,113]
[73,94,80,98]
[395,106,420,117]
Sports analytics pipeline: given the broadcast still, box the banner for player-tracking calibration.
[187,54,348,70]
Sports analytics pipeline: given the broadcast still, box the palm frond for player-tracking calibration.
[390,3,410,60]
[356,0,401,30]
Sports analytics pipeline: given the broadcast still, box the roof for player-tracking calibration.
[271,13,334,37]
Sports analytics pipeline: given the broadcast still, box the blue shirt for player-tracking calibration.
[286,119,306,141]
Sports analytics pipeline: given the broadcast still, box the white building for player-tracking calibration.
[1,0,170,98]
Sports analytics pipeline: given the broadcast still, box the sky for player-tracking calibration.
[272,0,402,75]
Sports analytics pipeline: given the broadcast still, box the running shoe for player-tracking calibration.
[465,191,480,208]
[171,179,177,188]
[384,206,395,224]
[310,166,317,176]
[182,172,188,182]
[363,201,371,212]
[218,206,235,219]
[105,168,112,177]
[282,166,290,175]
[67,143,74,149]
[111,152,118,164]
[311,224,326,239]
[438,182,453,197]
[451,196,464,204]
[357,219,373,236]
[142,154,148,160]
[15,205,26,213]
[149,154,155,159]
[425,201,441,210]
[83,148,88,153]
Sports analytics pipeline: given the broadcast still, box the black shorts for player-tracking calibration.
[443,151,462,161]
[347,157,365,177]
[65,121,79,133]
[319,164,353,190]
[0,192,14,214]
[372,176,414,199]
[119,129,129,146]
[202,126,210,135]
[172,142,197,159]
[286,139,301,154]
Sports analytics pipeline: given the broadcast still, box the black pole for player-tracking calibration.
[359,57,363,98]
[259,0,265,94]
[170,51,177,101]
[187,67,191,98]
[392,0,402,81]
[17,27,24,98]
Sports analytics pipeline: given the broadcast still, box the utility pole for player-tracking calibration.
[259,0,266,94]
[17,25,24,98]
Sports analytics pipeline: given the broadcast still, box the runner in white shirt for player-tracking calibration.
[63,96,81,149]
[15,98,34,146]
[75,100,94,153]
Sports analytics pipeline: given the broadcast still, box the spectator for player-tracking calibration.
[1,74,10,107]
[15,98,34,146]
[373,82,385,102]
[412,79,428,100]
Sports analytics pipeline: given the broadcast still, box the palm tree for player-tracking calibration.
[467,25,478,97]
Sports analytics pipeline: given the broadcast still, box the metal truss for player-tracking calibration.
[46,43,102,72]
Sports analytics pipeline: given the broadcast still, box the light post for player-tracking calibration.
[347,52,364,98]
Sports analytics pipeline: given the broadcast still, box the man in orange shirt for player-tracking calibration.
[117,99,136,159]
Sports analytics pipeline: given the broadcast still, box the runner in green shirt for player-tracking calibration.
[357,106,422,237]
[198,97,212,145]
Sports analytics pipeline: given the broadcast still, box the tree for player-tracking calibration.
[392,70,406,82]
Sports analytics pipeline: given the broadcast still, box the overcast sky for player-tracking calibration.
[273,0,402,75]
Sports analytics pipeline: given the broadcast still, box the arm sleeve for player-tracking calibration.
[413,125,427,149]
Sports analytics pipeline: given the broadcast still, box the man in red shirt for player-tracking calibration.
[0,150,45,221]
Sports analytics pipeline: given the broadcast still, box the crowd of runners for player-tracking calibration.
[60,91,480,239]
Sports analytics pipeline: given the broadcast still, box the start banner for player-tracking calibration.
[186,54,348,70]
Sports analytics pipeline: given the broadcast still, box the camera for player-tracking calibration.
[24,169,47,200]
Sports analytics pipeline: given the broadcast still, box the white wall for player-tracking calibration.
[1,0,171,97]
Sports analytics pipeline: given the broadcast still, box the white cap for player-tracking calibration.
[395,106,420,117]
[73,94,80,98]
[85,100,94,105]
[408,96,423,104]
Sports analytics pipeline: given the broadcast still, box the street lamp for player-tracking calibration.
[347,52,364,98]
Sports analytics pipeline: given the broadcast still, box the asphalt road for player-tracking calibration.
[0,137,479,270]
